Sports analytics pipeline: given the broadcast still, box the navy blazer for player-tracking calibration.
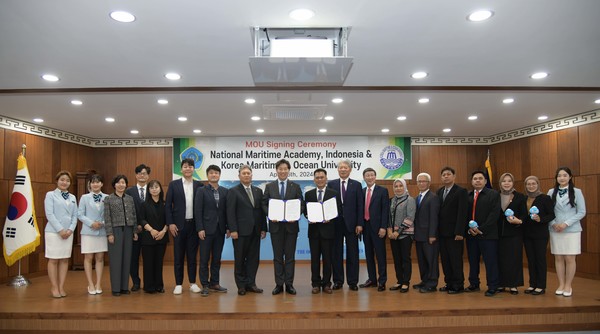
[327,178,364,232]
[468,187,501,240]
[414,191,440,242]
[436,184,469,237]
[262,179,305,234]
[305,187,341,240]
[363,184,390,231]
[226,183,267,237]
[125,185,146,225]
[194,184,228,236]
[165,178,202,229]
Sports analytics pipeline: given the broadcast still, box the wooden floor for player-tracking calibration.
[1,261,599,333]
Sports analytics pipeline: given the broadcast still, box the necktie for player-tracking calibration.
[93,193,102,203]
[417,193,422,208]
[341,180,346,203]
[245,187,255,207]
[318,189,323,202]
[213,188,219,208]
[140,187,145,201]
[61,192,69,200]
[280,181,285,199]
[558,188,567,198]
[472,190,479,220]
[443,188,449,202]
[365,188,372,220]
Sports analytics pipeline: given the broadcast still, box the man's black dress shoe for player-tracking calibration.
[332,283,343,290]
[485,289,497,297]
[246,285,263,293]
[359,280,376,288]
[112,291,121,296]
[156,288,165,293]
[465,285,480,292]
[131,284,140,292]
[419,286,436,293]
[438,285,448,292]
[349,284,359,291]
[377,285,385,292]
[272,285,283,295]
[412,282,425,289]
[285,285,297,295]
[447,288,463,294]
[120,290,130,295]
[238,288,246,296]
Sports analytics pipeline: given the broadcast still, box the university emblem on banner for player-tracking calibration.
[379,145,404,170]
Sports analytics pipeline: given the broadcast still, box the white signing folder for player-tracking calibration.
[268,198,301,222]
[306,197,338,223]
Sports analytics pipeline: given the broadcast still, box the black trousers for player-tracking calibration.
[389,236,413,286]
[416,240,439,288]
[467,238,499,290]
[198,233,225,287]
[270,227,298,286]
[363,222,387,286]
[309,236,333,287]
[130,238,141,286]
[498,234,524,287]
[173,220,199,285]
[439,236,465,290]
[141,243,166,292]
[332,222,359,286]
[523,237,548,289]
[232,233,261,289]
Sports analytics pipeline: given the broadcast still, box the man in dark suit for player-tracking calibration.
[305,168,341,294]
[166,158,203,295]
[413,172,440,293]
[327,159,364,291]
[262,159,304,295]
[359,168,389,291]
[226,164,267,296]
[125,163,151,292]
[436,166,468,294]
[466,170,501,297]
[194,165,229,296]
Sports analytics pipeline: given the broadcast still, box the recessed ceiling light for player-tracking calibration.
[165,72,181,80]
[193,129,202,134]
[42,74,59,82]
[468,115,478,120]
[319,128,327,133]
[324,116,334,121]
[503,98,515,104]
[381,128,390,133]
[245,98,256,104]
[331,98,343,104]
[178,116,188,122]
[411,72,428,79]
[251,116,261,121]
[594,99,600,104]
[70,100,83,105]
[538,115,548,120]
[443,128,452,133]
[256,129,264,133]
[33,118,44,123]
[105,117,115,122]
[289,9,315,21]
[418,98,430,104]
[110,11,135,23]
[467,10,494,22]
[130,129,139,134]
[530,72,548,79]
[157,99,168,105]
[397,116,407,121]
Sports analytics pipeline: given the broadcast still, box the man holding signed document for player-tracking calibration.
[263,159,305,295]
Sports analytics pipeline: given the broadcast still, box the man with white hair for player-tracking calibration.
[412,172,440,293]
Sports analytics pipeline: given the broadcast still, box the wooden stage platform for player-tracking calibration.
[1,262,599,333]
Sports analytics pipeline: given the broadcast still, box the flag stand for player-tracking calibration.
[7,144,33,287]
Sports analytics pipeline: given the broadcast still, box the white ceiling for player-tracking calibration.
[1,0,599,139]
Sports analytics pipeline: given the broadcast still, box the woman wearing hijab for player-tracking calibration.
[522,176,555,295]
[387,178,416,293]
[547,167,586,297]
[497,172,527,295]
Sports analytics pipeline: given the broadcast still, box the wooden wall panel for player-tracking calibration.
[576,175,598,214]
[3,130,26,179]
[585,214,599,254]
[0,179,7,281]
[579,122,600,175]
[556,127,580,174]
[578,252,599,276]
[0,129,4,181]
[529,132,558,178]
[25,134,55,184]
[415,146,446,179]
[441,146,468,184]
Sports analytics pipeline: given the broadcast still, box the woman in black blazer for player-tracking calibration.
[522,176,555,295]
[497,172,527,294]
[138,180,169,293]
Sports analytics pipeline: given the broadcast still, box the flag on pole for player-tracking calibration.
[484,150,493,189]
[3,154,41,266]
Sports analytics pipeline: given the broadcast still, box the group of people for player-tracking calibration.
[43,158,586,299]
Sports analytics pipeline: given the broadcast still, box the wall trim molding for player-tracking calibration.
[2,109,599,147]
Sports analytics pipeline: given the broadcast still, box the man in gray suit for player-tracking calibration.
[262,159,305,295]
[413,172,440,293]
